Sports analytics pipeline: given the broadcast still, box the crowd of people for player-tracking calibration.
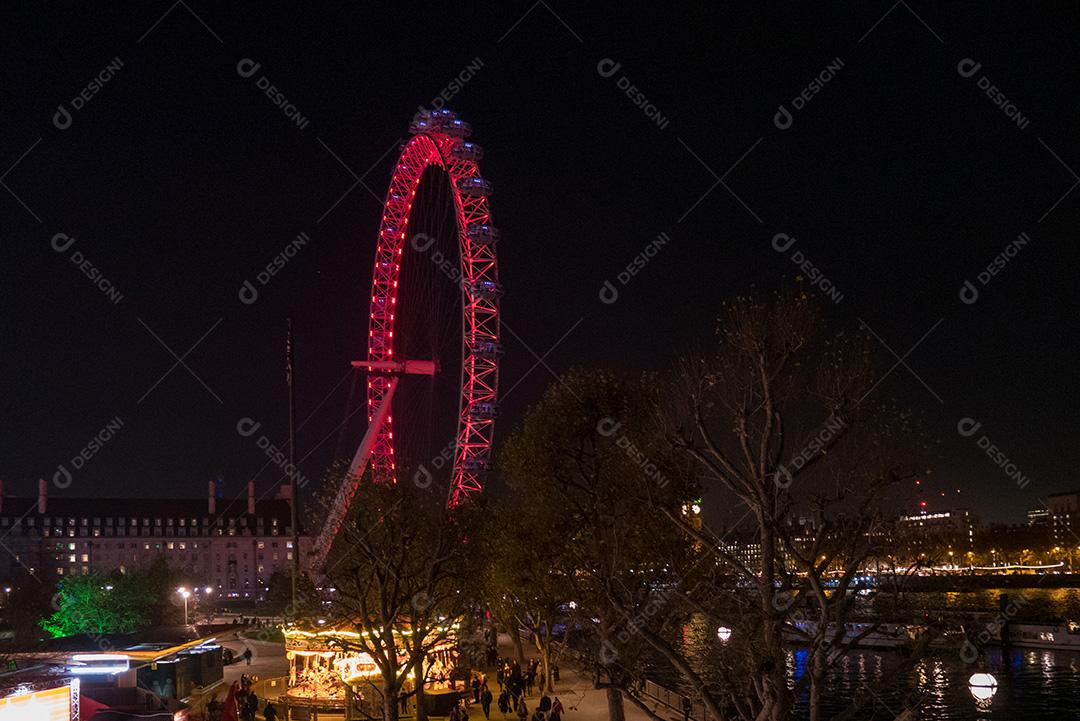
[236,677,278,721]
[476,656,564,721]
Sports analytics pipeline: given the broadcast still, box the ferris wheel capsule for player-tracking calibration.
[466,223,500,246]
[469,279,503,300]
[462,458,493,472]
[470,340,504,359]
[469,402,499,420]
[409,108,459,134]
[451,141,484,161]
[457,177,492,197]
[441,118,472,138]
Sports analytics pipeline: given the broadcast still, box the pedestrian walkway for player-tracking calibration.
[475,634,677,721]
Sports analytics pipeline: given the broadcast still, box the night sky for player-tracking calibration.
[1,3,1077,523]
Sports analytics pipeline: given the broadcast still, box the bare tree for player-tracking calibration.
[645,291,921,721]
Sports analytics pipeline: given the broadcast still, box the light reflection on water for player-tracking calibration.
[782,645,1080,719]
[674,592,1080,719]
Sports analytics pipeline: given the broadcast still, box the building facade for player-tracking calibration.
[896,509,979,559]
[0,481,310,598]
[1046,492,1080,546]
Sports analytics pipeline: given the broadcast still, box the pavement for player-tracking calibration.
[219,635,289,690]
[481,634,664,721]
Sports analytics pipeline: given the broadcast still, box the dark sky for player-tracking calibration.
[1,3,1077,523]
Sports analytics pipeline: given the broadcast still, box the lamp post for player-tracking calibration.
[178,587,191,625]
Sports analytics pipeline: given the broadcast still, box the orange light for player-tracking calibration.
[0,685,72,721]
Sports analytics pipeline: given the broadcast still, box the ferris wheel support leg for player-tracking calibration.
[309,376,400,575]
[348,375,399,476]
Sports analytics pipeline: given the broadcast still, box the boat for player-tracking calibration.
[783,621,922,649]
[987,621,1080,649]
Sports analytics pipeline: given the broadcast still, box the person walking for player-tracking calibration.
[498,688,510,716]
[550,697,563,721]
[243,647,253,666]
[481,686,493,719]
[242,693,258,721]
[517,700,529,721]
[264,701,278,721]
[473,675,482,703]
[681,696,692,721]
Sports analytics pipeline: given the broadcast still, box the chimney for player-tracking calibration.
[38,478,47,514]
[247,480,256,515]
[208,480,216,514]
[276,482,292,501]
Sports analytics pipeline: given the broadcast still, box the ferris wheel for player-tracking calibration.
[312,109,502,570]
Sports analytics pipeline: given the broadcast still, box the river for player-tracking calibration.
[666,589,1080,719]
[788,645,1080,718]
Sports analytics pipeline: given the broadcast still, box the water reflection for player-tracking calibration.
[789,646,1080,719]
[672,596,1080,718]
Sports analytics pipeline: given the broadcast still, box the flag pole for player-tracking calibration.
[287,318,299,608]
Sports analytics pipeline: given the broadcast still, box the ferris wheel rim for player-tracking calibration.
[364,112,500,508]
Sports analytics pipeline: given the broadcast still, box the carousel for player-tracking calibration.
[282,622,460,717]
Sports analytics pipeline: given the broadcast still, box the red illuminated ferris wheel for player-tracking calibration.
[365,110,502,506]
[311,110,501,570]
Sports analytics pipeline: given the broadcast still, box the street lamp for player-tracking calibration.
[177,587,191,625]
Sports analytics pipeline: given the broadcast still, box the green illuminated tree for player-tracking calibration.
[40,560,179,637]
[41,573,145,637]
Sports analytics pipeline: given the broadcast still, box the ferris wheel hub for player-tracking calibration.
[350,359,439,376]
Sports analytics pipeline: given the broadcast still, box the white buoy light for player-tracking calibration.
[968,672,997,703]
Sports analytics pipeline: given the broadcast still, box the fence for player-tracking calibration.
[515,629,716,721]
[638,679,712,721]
